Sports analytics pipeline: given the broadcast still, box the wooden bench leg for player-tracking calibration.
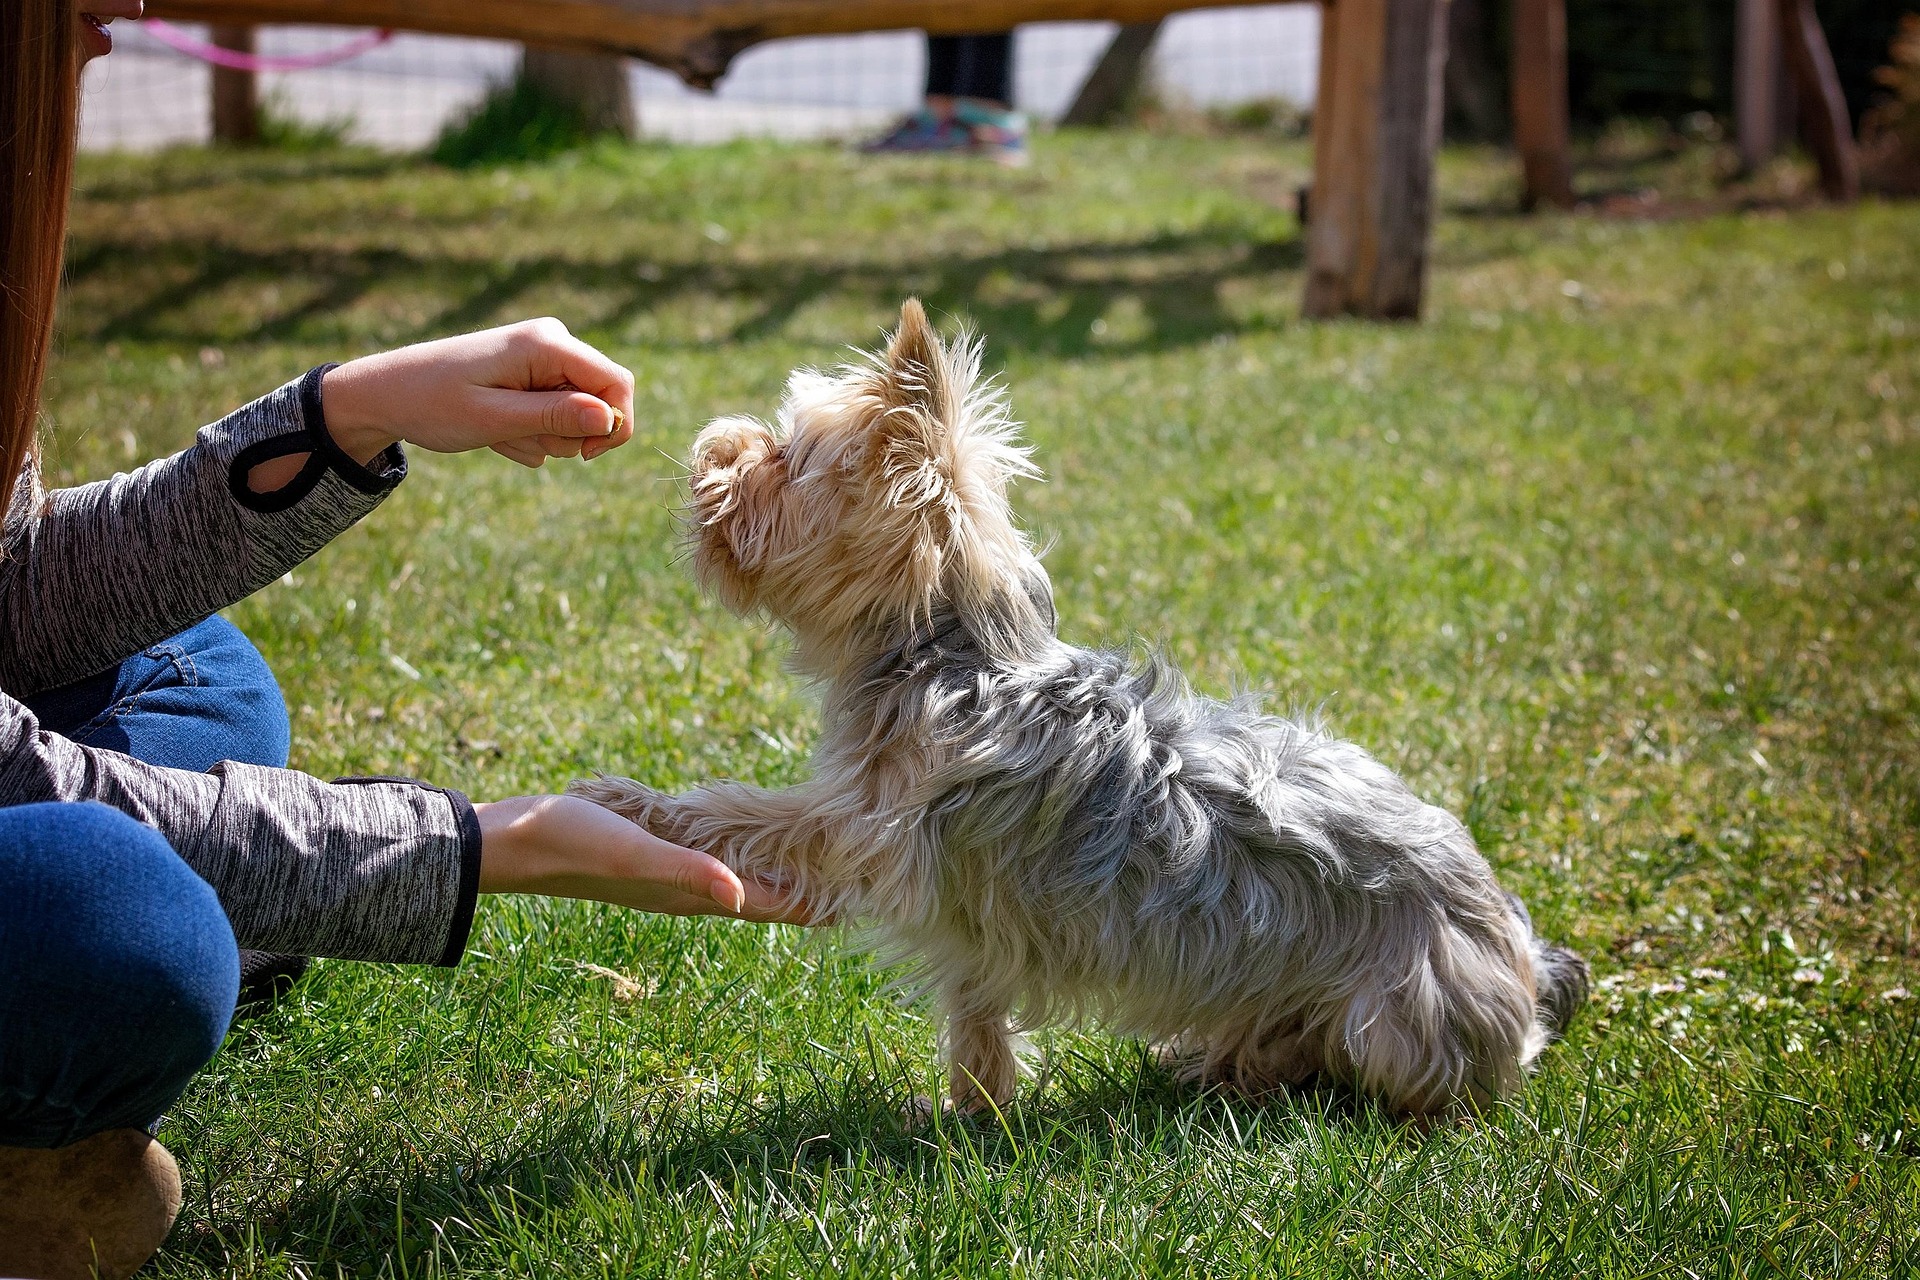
[211,25,259,145]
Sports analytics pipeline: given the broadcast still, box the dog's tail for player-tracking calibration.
[1530,936,1592,1040]
[1508,894,1591,1041]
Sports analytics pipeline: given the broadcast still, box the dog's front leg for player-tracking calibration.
[569,775,831,905]
[568,774,677,831]
[941,978,1020,1115]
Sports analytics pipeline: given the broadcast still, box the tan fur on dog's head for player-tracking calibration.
[688,300,1045,674]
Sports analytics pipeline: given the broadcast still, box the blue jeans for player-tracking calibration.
[0,616,291,1147]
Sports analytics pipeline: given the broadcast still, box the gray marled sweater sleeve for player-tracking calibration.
[0,709,479,964]
[0,369,480,966]
[0,367,400,696]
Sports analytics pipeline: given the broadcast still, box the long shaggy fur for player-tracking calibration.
[574,300,1589,1117]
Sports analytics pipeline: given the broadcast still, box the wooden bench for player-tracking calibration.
[145,0,1458,319]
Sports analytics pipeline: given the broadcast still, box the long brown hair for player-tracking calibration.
[1,0,80,520]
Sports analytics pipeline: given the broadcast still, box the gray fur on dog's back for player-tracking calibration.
[851,596,1547,1107]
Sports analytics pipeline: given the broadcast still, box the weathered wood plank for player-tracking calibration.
[144,0,1271,88]
[1510,0,1572,209]
[1302,0,1449,319]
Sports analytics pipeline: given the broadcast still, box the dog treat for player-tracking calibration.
[574,300,1589,1119]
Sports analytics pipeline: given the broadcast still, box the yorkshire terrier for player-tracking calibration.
[573,301,1589,1117]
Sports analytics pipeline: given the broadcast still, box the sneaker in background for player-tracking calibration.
[952,100,1030,167]
[861,106,976,155]
[861,102,1030,166]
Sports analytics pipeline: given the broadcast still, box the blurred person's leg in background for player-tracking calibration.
[865,33,1027,164]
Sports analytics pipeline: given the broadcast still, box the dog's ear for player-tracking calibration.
[877,298,955,432]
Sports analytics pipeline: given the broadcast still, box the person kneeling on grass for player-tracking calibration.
[0,3,814,1276]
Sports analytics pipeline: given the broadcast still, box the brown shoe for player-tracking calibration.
[0,1129,182,1279]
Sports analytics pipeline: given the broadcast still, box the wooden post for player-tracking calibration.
[1444,0,1505,141]
[1299,0,1341,227]
[210,24,259,144]
[1302,0,1451,320]
[1059,21,1162,127]
[520,46,636,137]
[1777,0,1857,201]
[1735,0,1780,172]
[1510,0,1572,209]
[1313,0,1340,146]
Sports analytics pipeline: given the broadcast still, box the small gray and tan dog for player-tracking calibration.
[574,300,1588,1118]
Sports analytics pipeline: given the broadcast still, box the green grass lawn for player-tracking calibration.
[51,129,1919,1276]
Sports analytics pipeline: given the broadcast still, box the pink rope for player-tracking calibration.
[139,18,393,72]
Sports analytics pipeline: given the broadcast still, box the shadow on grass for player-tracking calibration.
[634,1048,1383,1192]
[162,1053,1387,1268]
[64,229,1304,360]
[74,147,416,203]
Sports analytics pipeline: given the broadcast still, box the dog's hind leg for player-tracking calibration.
[1332,930,1539,1117]
[1154,1018,1320,1097]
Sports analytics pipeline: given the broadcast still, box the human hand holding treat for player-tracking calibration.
[321,317,636,468]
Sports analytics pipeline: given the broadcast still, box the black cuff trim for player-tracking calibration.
[300,364,407,496]
[438,789,484,968]
[227,365,405,513]
[333,775,482,969]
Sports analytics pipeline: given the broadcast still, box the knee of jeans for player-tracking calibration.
[181,615,292,768]
[0,805,241,1122]
[124,890,242,1080]
[225,679,292,770]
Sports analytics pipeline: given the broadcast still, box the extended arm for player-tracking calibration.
[0,691,475,964]
[0,319,665,963]
[1,318,634,698]
[0,369,400,697]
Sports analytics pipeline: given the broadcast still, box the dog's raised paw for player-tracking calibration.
[567,774,667,826]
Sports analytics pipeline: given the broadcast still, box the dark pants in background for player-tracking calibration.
[927,33,1014,105]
